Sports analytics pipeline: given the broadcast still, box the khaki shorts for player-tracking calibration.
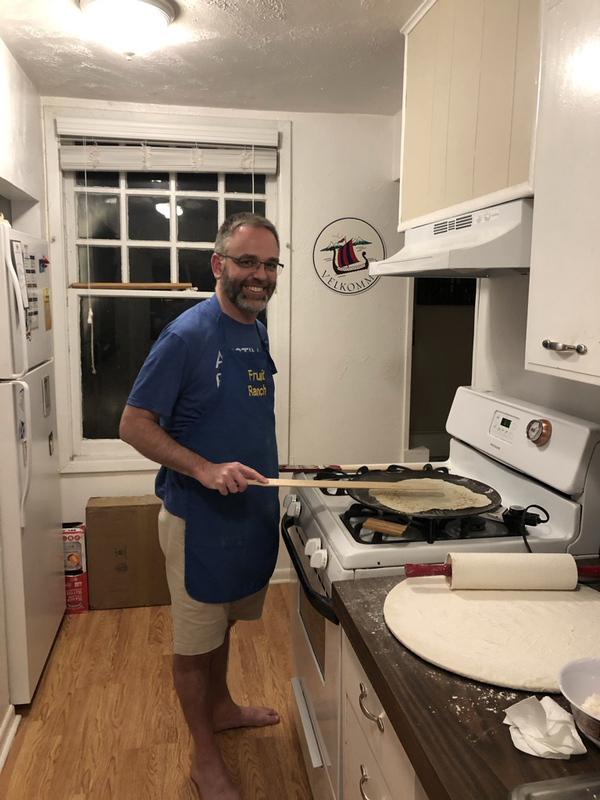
[158,504,268,656]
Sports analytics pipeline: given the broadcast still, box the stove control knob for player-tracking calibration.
[310,549,328,570]
[285,500,301,518]
[305,537,321,556]
[283,493,297,509]
[526,418,552,447]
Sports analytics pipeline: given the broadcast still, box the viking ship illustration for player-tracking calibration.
[321,236,372,275]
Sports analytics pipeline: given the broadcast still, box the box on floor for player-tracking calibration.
[86,495,171,610]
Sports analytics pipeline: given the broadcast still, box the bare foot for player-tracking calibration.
[213,702,280,732]
[190,753,241,800]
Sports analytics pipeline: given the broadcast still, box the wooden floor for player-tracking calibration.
[0,584,313,800]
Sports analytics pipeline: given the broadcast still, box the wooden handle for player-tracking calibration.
[405,563,450,578]
[70,282,193,290]
[363,518,408,537]
[404,563,600,578]
[278,464,425,473]
[249,478,443,493]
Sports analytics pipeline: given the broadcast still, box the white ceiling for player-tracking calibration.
[0,0,420,115]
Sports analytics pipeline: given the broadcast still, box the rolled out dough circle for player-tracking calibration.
[383,577,600,692]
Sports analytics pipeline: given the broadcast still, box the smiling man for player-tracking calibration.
[119,213,283,800]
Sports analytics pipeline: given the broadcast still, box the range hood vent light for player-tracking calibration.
[370,198,532,278]
[433,214,473,235]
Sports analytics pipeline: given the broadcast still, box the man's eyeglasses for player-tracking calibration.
[217,253,284,275]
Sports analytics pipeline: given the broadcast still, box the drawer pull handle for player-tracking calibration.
[542,339,587,355]
[358,682,384,732]
[359,765,372,800]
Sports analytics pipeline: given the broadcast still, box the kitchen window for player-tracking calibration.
[63,166,275,453]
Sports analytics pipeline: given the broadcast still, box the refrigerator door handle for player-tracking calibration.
[15,380,32,528]
[3,229,28,379]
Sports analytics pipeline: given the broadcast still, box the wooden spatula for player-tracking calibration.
[248,477,444,494]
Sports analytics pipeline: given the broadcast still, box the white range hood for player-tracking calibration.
[371,198,533,278]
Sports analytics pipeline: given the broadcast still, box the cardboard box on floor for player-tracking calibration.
[86,496,171,609]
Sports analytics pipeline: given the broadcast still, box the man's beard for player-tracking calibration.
[220,266,275,313]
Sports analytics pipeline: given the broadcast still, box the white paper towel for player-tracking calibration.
[503,696,587,759]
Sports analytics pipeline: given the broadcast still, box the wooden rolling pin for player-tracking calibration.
[405,553,600,590]
[405,562,600,579]
[248,477,443,493]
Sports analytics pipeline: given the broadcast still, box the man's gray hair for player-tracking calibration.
[214,212,280,253]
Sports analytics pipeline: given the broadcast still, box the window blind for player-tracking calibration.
[56,117,279,174]
[59,143,277,174]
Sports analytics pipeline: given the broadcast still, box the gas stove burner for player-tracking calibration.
[444,516,509,539]
[340,503,443,545]
[339,503,524,546]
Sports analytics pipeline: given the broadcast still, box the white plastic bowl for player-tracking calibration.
[557,657,600,747]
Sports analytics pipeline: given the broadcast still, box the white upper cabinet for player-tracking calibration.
[400,0,540,227]
[525,0,600,384]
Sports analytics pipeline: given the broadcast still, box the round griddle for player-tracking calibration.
[347,468,502,519]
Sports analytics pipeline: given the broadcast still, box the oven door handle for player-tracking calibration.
[281,514,339,625]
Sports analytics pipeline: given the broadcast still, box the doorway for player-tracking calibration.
[409,278,476,460]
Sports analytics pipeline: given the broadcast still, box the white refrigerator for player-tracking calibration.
[0,222,65,704]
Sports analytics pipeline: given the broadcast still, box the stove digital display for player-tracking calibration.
[490,410,518,442]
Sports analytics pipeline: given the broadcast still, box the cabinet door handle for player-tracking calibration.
[359,765,373,800]
[542,339,587,355]
[358,683,384,732]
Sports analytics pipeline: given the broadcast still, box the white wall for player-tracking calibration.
[473,276,600,422]
[286,113,408,466]
[0,36,43,769]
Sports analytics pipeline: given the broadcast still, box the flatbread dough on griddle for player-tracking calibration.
[369,478,490,514]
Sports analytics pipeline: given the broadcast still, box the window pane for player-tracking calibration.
[79,295,205,439]
[127,196,170,241]
[76,172,119,188]
[78,246,121,282]
[225,174,266,193]
[177,173,218,191]
[129,248,170,283]
[177,198,218,242]
[127,172,170,189]
[77,194,120,239]
[225,199,266,218]
[178,249,214,291]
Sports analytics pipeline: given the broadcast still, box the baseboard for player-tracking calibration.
[0,704,20,772]
[270,565,293,584]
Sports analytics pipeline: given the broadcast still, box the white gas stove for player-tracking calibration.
[284,387,600,596]
[284,387,600,800]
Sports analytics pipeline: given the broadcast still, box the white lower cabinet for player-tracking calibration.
[341,633,430,800]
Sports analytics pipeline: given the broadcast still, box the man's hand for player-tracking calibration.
[195,462,270,496]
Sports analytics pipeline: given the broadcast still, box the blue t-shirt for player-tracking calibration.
[127,294,271,517]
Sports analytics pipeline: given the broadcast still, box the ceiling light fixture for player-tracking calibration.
[80,0,176,57]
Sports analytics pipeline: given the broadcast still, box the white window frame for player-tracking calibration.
[43,104,291,473]
[65,170,276,458]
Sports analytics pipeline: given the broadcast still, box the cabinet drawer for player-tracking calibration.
[342,634,429,799]
[344,700,394,800]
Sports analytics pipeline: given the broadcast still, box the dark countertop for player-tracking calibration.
[332,576,600,800]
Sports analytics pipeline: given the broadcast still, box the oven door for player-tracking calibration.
[282,511,341,800]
